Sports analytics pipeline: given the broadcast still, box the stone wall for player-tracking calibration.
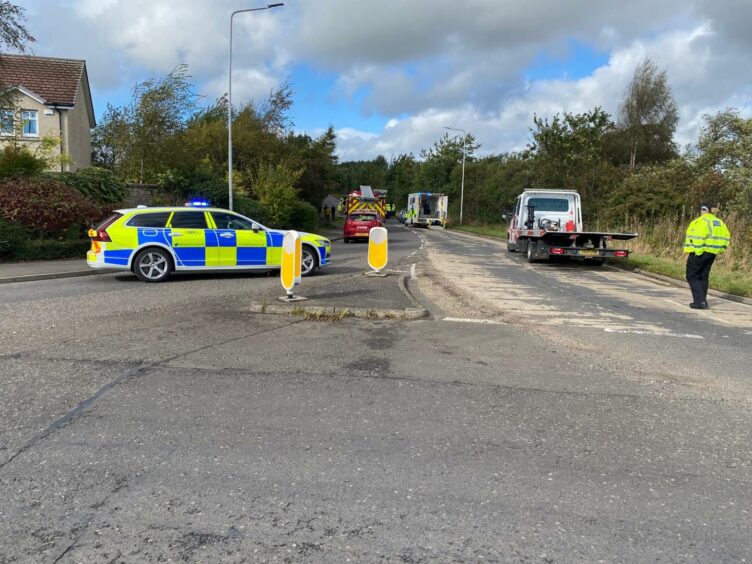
[124,184,172,207]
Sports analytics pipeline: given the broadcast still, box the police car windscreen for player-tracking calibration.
[527,198,569,212]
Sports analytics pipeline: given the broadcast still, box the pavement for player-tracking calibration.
[0,258,115,284]
[1,223,752,562]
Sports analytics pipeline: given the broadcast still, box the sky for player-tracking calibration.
[14,0,752,162]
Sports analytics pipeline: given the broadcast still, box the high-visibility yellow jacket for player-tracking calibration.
[683,213,731,255]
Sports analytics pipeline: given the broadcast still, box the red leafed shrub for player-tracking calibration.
[0,177,100,236]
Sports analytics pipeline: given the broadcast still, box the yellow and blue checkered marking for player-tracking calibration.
[99,214,330,270]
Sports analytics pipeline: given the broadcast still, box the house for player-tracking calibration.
[0,54,95,171]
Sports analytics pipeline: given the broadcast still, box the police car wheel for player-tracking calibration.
[301,245,318,277]
[134,248,172,282]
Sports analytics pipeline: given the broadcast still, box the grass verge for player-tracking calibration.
[449,224,505,238]
[625,254,752,298]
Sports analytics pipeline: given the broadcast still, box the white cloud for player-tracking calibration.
[15,0,752,161]
[334,22,752,160]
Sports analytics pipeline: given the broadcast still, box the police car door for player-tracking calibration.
[209,211,267,266]
[168,211,210,267]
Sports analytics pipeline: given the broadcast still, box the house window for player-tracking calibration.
[0,110,13,135]
[22,110,38,136]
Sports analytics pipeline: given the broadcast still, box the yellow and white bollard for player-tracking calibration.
[366,226,388,276]
[279,230,307,301]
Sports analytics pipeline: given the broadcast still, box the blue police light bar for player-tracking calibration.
[186,199,210,207]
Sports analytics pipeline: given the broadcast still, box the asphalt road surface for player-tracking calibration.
[1,224,751,562]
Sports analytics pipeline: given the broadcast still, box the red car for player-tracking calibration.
[343,212,383,243]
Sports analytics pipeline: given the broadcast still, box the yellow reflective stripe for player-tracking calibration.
[166,212,175,227]
[205,212,217,229]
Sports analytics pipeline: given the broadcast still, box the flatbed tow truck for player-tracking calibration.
[506,189,638,265]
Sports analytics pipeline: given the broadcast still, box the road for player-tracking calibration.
[419,228,752,400]
[1,224,751,562]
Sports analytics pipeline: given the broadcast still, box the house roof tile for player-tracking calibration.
[0,54,86,106]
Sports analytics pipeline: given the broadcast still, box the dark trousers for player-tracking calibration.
[686,252,716,305]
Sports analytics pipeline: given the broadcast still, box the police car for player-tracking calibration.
[87,203,332,282]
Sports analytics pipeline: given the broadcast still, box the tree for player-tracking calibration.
[618,58,678,168]
[416,133,477,199]
[91,65,199,182]
[528,107,614,190]
[251,162,302,227]
[695,109,752,213]
[0,1,34,52]
[288,126,338,206]
[0,1,36,107]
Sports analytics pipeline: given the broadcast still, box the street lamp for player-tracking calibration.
[444,126,467,225]
[228,3,284,211]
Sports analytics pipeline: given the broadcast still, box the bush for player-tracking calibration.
[0,177,100,237]
[287,200,319,232]
[48,167,127,204]
[0,145,47,178]
[234,196,267,223]
[252,163,302,228]
[9,239,90,261]
[0,219,28,259]
[162,168,229,208]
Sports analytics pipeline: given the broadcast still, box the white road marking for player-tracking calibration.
[603,328,703,339]
[410,263,417,279]
[443,317,506,325]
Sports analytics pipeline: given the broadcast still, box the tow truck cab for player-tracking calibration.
[510,190,582,234]
[506,189,637,264]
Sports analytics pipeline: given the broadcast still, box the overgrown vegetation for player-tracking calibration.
[334,57,751,295]
[92,68,337,229]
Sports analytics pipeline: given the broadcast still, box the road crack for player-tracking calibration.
[0,319,304,470]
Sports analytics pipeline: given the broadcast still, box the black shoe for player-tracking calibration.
[689,302,708,309]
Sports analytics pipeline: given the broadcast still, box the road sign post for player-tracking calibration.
[278,230,307,302]
[366,227,388,276]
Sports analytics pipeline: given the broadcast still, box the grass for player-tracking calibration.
[450,219,752,298]
[625,254,752,298]
[449,224,506,238]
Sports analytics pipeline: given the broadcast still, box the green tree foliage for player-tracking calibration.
[92,64,199,182]
[694,109,752,213]
[0,1,36,107]
[251,162,302,228]
[618,58,679,168]
[527,108,620,217]
[335,156,390,194]
[604,159,696,224]
[386,154,418,207]
[0,1,33,51]
[285,126,338,206]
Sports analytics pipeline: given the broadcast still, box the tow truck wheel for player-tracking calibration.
[507,239,516,253]
[526,242,536,263]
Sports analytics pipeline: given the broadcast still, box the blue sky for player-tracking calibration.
[14,0,752,161]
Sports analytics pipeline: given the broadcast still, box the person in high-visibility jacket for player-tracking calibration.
[683,203,731,309]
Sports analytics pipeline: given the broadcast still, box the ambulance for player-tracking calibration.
[405,192,448,227]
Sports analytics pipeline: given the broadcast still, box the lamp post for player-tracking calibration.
[228,3,284,211]
[444,126,466,225]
